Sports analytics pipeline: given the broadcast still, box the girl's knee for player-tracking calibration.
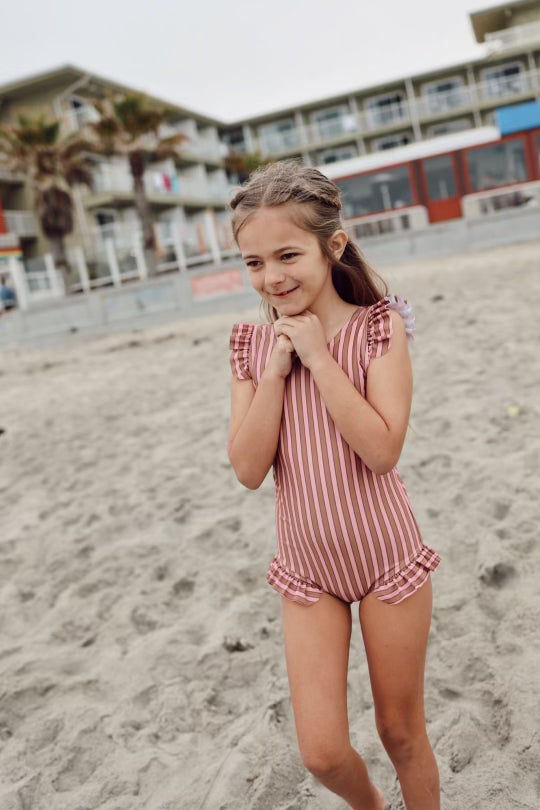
[300,740,351,780]
[376,714,426,762]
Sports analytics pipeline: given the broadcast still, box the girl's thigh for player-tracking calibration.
[358,576,433,731]
[280,592,353,760]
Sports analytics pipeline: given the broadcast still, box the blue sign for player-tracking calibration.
[496,101,540,135]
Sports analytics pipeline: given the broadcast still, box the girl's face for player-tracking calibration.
[237,205,337,315]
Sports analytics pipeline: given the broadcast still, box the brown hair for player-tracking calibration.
[229,160,388,323]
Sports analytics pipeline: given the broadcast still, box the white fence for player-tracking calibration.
[2,212,240,311]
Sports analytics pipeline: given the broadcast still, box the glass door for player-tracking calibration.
[419,154,462,222]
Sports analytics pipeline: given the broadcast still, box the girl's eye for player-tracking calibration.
[281,253,297,261]
[246,260,261,269]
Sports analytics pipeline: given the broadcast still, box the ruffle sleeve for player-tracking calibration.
[367,295,415,362]
[229,323,254,380]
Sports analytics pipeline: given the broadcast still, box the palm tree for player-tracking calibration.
[86,93,187,277]
[224,149,269,183]
[0,114,93,294]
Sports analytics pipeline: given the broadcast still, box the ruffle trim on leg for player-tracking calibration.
[371,545,441,606]
[266,557,323,606]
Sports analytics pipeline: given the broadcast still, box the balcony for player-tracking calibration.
[476,69,538,103]
[485,21,540,53]
[365,101,410,130]
[415,86,473,118]
[240,67,540,158]
[160,123,228,164]
[259,128,304,154]
[0,169,26,185]
[3,210,39,238]
[86,164,231,207]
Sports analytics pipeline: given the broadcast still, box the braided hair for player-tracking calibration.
[229,161,388,324]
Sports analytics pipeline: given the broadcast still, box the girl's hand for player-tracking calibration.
[273,310,328,370]
[266,332,295,379]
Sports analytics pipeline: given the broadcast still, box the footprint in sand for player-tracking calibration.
[478,561,517,589]
[172,577,195,598]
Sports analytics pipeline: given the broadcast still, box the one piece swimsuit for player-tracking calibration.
[229,295,440,606]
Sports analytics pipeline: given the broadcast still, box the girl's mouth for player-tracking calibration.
[274,286,299,298]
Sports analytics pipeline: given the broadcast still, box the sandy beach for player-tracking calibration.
[0,238,539,810]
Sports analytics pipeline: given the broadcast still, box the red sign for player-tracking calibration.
[191,268,244,299]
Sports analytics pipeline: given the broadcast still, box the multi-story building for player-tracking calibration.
[220,0,540,167]
[0,65,234,276]
[0,0,539,285]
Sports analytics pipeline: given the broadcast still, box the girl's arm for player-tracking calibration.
[228,369,286,489]
[308,310,412,474]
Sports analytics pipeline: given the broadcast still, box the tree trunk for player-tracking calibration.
[129,152,158,278]
[48,235,73,295]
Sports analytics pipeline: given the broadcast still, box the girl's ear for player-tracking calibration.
[328,229,348,261]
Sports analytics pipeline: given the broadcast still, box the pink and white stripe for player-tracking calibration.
[229,296,440,607]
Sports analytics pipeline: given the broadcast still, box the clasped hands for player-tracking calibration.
[273,309,329,370]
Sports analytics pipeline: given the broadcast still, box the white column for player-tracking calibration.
[172,222,187,273]
[132,232,148,280]
[104,239,122,287]
[44,253,65,296]
[526,52,537,89]
[466,66,482,127]
[73,246,90,292]
[404,77,422,141]
[7,255,29,311]
[350,96,367,155]
[242,124,256,152]
[72,185,92,251]
[203,209,221,266]
[294,110,307,147]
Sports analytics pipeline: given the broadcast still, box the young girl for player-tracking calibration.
[227,162,440,810]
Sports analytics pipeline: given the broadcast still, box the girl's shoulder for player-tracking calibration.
[367,295,415,343]
[363,295,415,367]
[229,321,274,381]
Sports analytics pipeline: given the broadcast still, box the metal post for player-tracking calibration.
[172,221,187,273]
[44,253,65,296]
[405,77,422,142]
[73,246,91,293]
[7,255,29,311]
[104,238,122,287]
[466,66,483,128]
[132,231,148,280]
[203,209,222,266]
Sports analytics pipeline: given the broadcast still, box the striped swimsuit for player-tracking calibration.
[229,296,440,606]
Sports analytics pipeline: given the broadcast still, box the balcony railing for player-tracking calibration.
[89,165,232,204]
[415,86,473,118]
[476,70,536,102]
[485,21,540,53]
[3,209,39,237]
[242,67,540,157]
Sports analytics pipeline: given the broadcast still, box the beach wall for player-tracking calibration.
[1,205,539,349]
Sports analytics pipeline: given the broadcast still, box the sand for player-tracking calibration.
[0,239,539,810]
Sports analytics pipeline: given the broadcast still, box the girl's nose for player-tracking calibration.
[265,261,286,283]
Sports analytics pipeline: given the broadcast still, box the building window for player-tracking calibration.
[372,133,412,151]
[426,119,471,137]
[481,63,526,99]
[259,118,300,152]
[336,165,412,217]
[366,92,406,128]
[316,144,358,165]
[422,77,465,114]
[222,127,245,150]
[423,155,457,200]
[68,97,99,131]
[311,106,355,139]
[466,139,527,191]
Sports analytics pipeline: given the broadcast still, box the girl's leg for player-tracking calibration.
[359,576,440,810]
[281,592,383,810]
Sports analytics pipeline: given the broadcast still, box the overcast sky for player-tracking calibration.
[2,0,497,122]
